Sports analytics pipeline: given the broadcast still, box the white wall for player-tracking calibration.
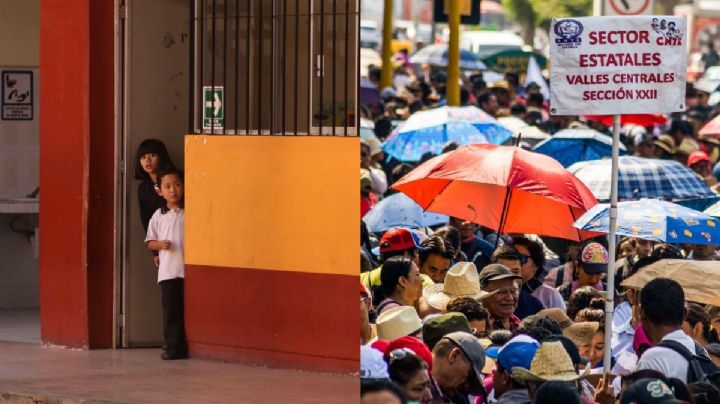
[0,0,39,309]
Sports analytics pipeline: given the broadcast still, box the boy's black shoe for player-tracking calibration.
[161,351,188,360]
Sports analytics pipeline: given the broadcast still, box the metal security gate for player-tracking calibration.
[190,0,359,136]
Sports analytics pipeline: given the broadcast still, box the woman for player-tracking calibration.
[557,241,610,302]
[513,237,566,311]
[683,302,720,347]
[387,350,432,404]
[376,256,424,315]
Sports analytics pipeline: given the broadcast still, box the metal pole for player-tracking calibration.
[380,0,394,89]
[446,0,460,106]
[603,114,620,375]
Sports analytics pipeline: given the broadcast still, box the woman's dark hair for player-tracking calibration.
[133,139,175,181]
[574,308,604,323]
[651,243,683,259]
[512,237,546,274]
[567,286,603,321]
[640,278,685,327]
[360,379,407,404]
[533,381,580,404]
[488,329,513,346]
[706,305,720,322]
[380,257,414,296]
[445,297,488,322]
[434,226,461,257]
[516,315,562,341]
[687,302,720,344]
[361,250,374,273]
[387,352,428,387]
[418,235,453,266]
[622,369,666,387]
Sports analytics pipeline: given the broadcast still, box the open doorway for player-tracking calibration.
[117,0,189,347]
[0,0,40,345]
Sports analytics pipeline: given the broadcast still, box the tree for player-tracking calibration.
[501,0,536,46]
[502,0,592,46]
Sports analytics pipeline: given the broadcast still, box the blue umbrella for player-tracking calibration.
[382,106,512,162]
[568,156,716,202]
[362,193,448,232]
[409,44,487,70]
[574,199,720,244]
[533,128,627,167]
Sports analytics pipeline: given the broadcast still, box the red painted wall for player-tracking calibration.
[40,0,91,348]
[40,0,115,348]
[186,265,358,373]
[87,0,116,349]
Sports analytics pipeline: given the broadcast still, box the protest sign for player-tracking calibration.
[549,16,687,115]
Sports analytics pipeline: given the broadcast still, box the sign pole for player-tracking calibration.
[446,0,461,106]
[603,113,620,375]
[380,0,394,89]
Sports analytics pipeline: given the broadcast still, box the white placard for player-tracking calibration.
[549,16,687,115]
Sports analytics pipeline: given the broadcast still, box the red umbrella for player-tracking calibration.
[699,115,720,138]
[583,114,668,127]
[392,144,600,241]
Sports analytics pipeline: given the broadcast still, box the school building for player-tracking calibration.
[0,0,358,374]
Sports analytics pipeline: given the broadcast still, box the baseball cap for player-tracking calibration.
[478,264,521,286]
[579,242,609,274]
[487,334,539,372]
[386,336,433,371]
[620,378,682,404]
[422,312,472,350]
[360,345,389,379]
[378,227,423,255]
[688,150,711,167]
[441,331,487,396]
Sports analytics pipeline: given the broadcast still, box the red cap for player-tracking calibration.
[688,150,711,167]
[385,336,433,371]
[379,227,422,254]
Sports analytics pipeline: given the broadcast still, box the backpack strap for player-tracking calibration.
[656,339,706,383]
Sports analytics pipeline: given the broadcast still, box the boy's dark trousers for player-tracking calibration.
[160,277,188,358]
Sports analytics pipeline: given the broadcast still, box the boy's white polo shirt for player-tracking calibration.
[145,207,184,283]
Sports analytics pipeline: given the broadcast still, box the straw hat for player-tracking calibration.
[512,341,590,382]
[537,308,573,329]
[422,262,496,310]
[376,306,423,341]
[563,321,600,347]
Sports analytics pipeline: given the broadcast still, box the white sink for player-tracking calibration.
[0,198,39,214]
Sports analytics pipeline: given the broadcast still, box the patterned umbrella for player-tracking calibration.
[533,128,627,168]
[574,199,720,244]
[392,144,600,241]
[382,106,512,162]
[568,156,716,202]
[409,44,487,70]
[362,193,448,232]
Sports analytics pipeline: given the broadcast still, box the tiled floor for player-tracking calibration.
[0,310,358,403]
[0,308,40,344]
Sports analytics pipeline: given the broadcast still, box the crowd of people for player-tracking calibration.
[360,55,720,403]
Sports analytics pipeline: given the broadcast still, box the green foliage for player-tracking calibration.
[501,0,536,26]
[502,0,593,30]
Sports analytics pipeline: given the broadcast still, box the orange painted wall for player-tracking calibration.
[185,135,358,275]
[184,135,359,372]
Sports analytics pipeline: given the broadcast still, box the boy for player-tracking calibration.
[145,167,188,360]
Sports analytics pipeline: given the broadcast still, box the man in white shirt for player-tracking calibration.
[635,278,696,382]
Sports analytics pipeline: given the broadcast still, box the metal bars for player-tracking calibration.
[190,0,358,136]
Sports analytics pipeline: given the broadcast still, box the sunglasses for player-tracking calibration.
[389,348,416,363]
